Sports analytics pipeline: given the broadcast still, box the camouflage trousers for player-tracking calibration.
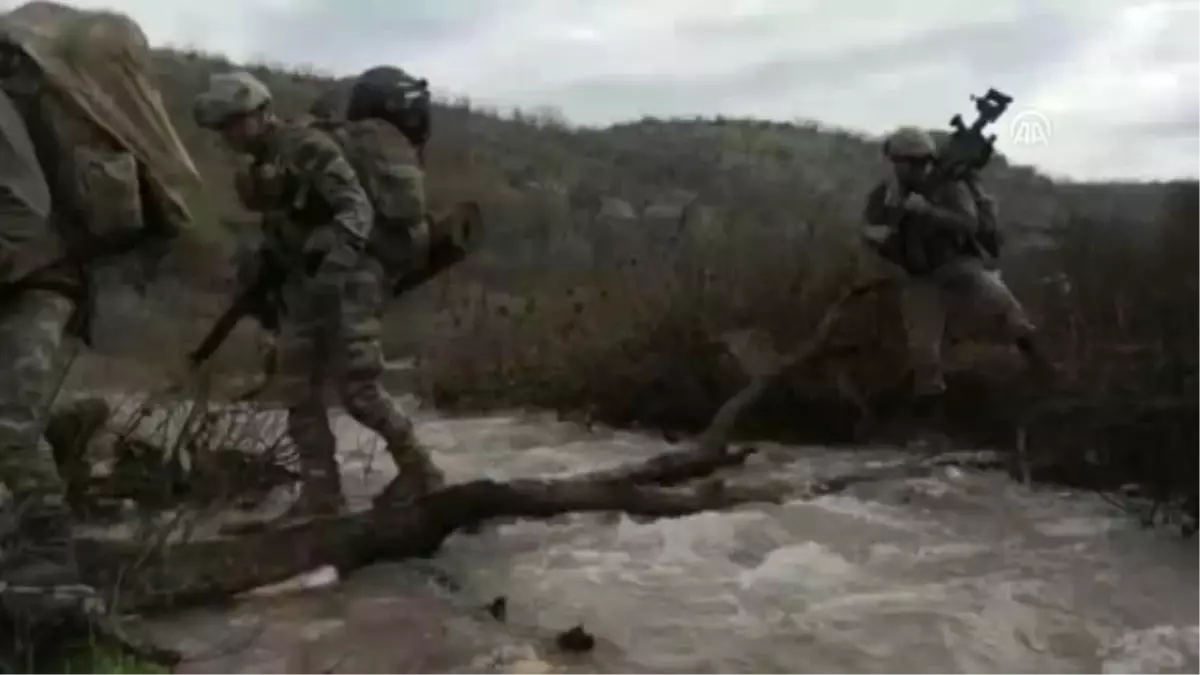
[0,289,73,503]
[275,257,415,491]
[902,258,1035,396]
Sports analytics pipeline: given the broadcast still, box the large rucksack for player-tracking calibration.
[0,4,196,279]
[307,120,477,298]
[321,117,432,282]
[308,67,476,296]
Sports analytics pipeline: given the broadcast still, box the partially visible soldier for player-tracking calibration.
[0,3,197,588]
[192,71,445,521]
[863,126,1055,440]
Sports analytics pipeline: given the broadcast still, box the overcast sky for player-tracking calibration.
[8,0,1199,181]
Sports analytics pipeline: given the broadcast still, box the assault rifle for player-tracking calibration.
[186,247,284,367]
[187,200,482,369]
[934,87,1012,183]
[389,200,480,297]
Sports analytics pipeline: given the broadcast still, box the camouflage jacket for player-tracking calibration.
[239,119,374,276]
[862,177,986,276]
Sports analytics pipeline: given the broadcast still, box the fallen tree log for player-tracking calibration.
[26,279,891,627]
[78,470,777,613]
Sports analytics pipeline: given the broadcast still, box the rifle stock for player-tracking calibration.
[391,200,480,297]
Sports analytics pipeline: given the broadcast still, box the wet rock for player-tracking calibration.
[486,595,507,622]
[554,625,594,653]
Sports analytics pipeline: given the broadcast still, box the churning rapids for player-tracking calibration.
[79,388,1198,674]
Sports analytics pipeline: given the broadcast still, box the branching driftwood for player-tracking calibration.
[70,280,896,615]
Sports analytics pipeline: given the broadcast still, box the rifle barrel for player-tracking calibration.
[189,275,277,366]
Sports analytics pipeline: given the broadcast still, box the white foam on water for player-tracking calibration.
[1035,515,1121,538]
[737,541,857,592]
[801,493,937,532]
[96,396,1199,673]
[867,540,991,564]
[1101,625,1200,674]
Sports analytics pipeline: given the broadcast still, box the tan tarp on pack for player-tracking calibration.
[0,1,200,226]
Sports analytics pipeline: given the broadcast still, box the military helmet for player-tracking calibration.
[346,66,428,120]
[193,70,272,129]
[882,126,936,159]
[346,65,432,148]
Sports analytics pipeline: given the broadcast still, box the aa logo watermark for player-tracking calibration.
[1008,108,1053,146]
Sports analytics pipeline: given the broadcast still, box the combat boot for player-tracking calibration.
[373,436,445,509]
[904,391,952,454]
[281,472,347,521]
[1,495,86,589]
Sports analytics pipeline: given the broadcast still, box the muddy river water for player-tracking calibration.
[90,393,1198,674]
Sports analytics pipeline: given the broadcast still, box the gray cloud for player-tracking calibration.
[6,0,1197,181]
[497,10,1091,133]
[247,1,505,71]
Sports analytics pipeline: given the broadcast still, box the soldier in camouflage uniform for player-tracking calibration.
[863,126,1055,435]
[193,71,444,520]
[0,5,195,588]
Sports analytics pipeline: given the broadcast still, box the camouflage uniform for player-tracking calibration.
[194,71,443,518]
[0,3,193,590]
[0,288,78,587]
[863,126,1047,399]
[0,81,68,528]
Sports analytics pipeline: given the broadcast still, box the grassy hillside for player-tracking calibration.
[146,49,1180,265]
[110,46,1180,381]
[83,48,1196,524]
[125,48,1178,296]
